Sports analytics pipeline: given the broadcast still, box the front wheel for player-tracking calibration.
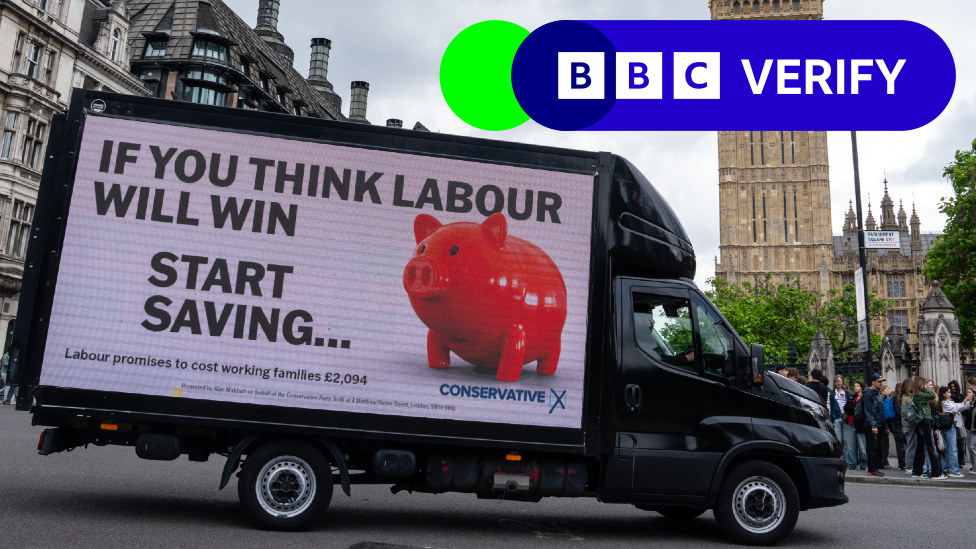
[238,440,334,531]
[713,460,799,546]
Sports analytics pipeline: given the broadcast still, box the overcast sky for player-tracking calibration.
[225,0,975,288]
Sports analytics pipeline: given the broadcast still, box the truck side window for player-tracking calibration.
[695,303,734,378]
[632,293,697,374]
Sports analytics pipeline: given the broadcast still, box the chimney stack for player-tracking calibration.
[307,38,341,111]
[254,0,294,65]
[386,119,402,128]
[348,81,370,124]
[256,0,280,31]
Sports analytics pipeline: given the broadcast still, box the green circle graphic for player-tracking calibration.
[440,20,530,131]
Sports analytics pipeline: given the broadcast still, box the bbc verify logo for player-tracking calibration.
[558,52,719,100]
[439,20,955,132]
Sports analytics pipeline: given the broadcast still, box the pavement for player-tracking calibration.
[3,404,975,548]
[845,466,976,488]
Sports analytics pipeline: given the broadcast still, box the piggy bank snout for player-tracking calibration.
[404,257,445,298]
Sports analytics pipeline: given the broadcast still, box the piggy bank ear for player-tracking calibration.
[414,214,442,244]
[481,213,508,248]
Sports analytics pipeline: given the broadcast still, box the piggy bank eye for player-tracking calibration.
[450,246,459,256]
[419,245,426,255]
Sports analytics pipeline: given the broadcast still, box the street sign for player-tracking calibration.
[858,319,870,352]
[854,268,866,322]
[865,230,900,249]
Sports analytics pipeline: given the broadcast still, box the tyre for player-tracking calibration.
[656,506,706,520]
[713,460,799,546]
[238,440,334,531]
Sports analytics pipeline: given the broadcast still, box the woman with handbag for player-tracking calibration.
[848,380,869,470]
[911,377,944,479]
[832,375,853,466]
[939,385,972,478]
[900,380,917,475]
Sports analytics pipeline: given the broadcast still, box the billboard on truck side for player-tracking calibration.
[38,114,594,429]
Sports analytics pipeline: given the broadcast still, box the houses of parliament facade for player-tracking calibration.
[708,0,941,341]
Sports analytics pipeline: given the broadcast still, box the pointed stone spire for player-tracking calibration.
[880,178,898,230]
[897,199,908,232]
[842,200,857,235]
[865,202,877,231]
[910,202,922,253]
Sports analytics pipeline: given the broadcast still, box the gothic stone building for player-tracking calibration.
[709,0,941,343]
[0,0,147,351]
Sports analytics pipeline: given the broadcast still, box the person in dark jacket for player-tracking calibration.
[949,380,966,468]
[807,369,830,404]
[846,380,869,470]
[862,374,889,477]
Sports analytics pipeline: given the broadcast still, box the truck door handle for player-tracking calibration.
[624,384,641,412]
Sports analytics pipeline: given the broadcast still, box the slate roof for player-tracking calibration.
[126,0,344,120]
[832,232,941,257]
[921,283,955,311]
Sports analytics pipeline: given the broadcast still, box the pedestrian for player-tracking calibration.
[786,368,800,382]
[938,385,971,478]
[862,374,889,477]
[901,379,917,475]
[885,384,906,469]
[845,380,869,470]
[967,382,976,475]
[774,365,788,377]
[949,380,967,468]
[911,377,945,480]
[807,369,830,404]
[829,375,848,449]
[0,351,13,405]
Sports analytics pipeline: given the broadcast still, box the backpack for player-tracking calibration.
[883,398,896,421]
[854,397,865,427]
[904,400,925,427]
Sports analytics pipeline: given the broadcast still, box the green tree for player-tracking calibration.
[924,138,976,349]
[706,274,890,360]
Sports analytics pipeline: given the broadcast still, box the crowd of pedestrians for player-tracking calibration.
[783,366,976,480]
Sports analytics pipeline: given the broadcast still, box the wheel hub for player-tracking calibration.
[732,476,785,534]
[256,456,317,518]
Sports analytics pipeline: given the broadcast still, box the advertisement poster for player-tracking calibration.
[39,116,594,429]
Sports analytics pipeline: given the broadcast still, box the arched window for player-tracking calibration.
[733,1,740,13]
[773,0,780,10]
[753,2,761,11]
[900,281,905,297]
[792,0,800,9]
[887,281,892,298]
[110,29,121,62]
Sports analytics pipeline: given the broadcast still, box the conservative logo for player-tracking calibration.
[440,20,955,131]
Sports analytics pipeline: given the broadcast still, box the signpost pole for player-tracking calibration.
[851,131,873,379]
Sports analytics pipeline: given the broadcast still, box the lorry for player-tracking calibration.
[9,89,846,545]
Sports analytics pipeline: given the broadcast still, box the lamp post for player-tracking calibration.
[851,131,873,379]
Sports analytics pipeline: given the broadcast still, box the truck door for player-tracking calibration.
[616,279,750,500]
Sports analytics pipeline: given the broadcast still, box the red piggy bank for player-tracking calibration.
[403,213,567,382]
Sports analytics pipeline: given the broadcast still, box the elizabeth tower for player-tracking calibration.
[709,0,833,292]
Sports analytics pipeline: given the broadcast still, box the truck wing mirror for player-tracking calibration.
[750,343,764,386]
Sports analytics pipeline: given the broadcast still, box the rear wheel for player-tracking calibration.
[238,440,334,531]
[713,460,799,546]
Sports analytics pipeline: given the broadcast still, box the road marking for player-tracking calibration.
[347,543,438,549]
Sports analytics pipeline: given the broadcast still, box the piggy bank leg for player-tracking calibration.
[496,326,526,382]
[536,341,560,376]
[427,330,452,369]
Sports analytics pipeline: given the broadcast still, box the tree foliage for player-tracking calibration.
[924,138,976,349]
[706,273,891,361]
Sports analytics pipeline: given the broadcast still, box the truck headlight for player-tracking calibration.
[784,391,828,422]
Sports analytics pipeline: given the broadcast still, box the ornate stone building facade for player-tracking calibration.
[0,0,149,351]
[709,0,942,344]
[710,0,833,292]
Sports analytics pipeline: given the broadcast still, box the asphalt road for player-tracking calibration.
[0,405,969,548]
